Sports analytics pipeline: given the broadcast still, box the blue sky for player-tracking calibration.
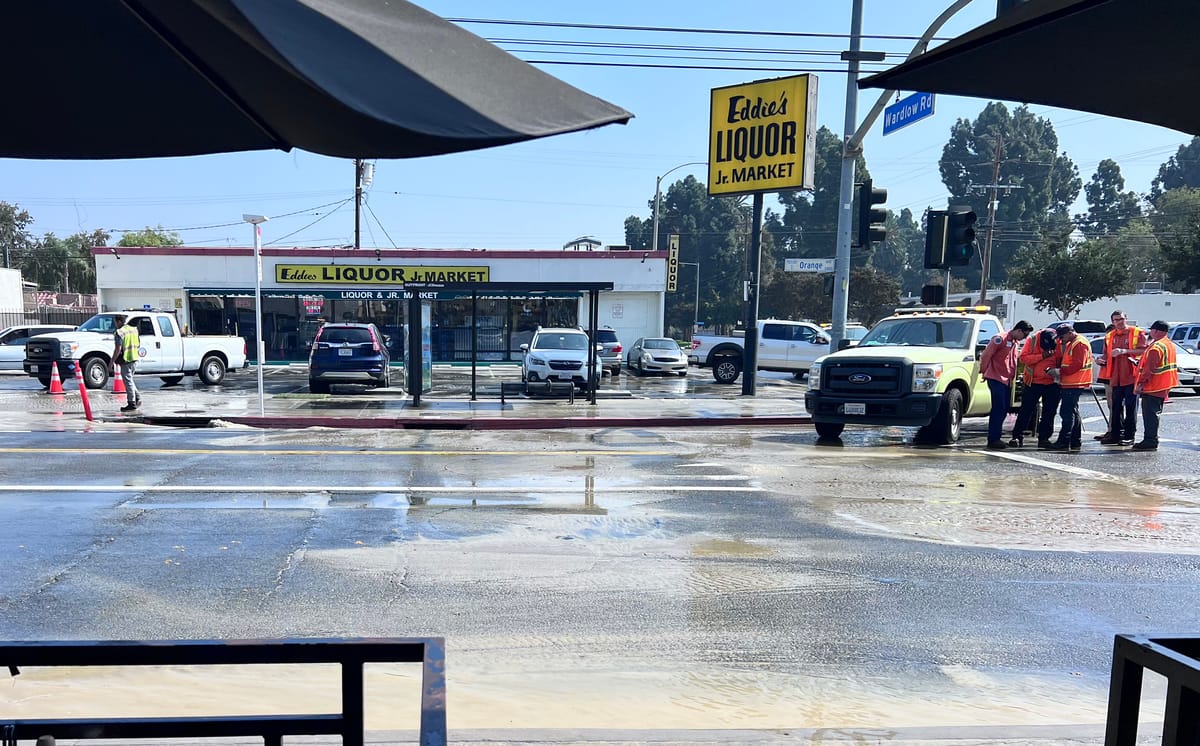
[0,1,1189,253]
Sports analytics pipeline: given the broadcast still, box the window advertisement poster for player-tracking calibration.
[420,301,433,393]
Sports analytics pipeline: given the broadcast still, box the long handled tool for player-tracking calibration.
[1091,385,1110,427]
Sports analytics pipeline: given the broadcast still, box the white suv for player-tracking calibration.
[520,327,601,389]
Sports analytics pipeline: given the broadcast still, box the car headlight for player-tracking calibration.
[528,355,546,366]
[912,363,942,392]
[808,362,821,388]
[59,342,78,358]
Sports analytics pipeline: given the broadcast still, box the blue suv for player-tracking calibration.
[308,322,390,393]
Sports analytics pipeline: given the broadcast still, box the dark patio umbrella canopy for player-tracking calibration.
[859,0,1200,136]
[2,0,632,159]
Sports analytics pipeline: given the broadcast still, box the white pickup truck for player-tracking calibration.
[23,310,247,389]
[689,319,831,384]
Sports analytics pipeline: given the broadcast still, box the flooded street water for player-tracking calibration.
[1,415,1198,735]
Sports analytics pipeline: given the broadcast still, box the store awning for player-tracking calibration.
[858,0,1200,135]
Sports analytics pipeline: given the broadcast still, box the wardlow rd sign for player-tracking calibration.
[708,74,817,196]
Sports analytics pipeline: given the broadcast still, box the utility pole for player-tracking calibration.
[979,133,1003,304]
[354,158,363,250]
[830,0,975,351]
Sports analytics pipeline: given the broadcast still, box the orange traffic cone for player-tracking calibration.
[112,365,126,394]
[47,364,64,394]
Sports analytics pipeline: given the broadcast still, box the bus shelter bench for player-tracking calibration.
[498,381,576,404]
[0,637,446,746]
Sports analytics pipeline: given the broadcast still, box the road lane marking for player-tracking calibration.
[0,484,762,494]
[971,449,1134,483]
[0,447,671,457]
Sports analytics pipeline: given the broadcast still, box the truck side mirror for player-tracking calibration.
[837,339,853,351]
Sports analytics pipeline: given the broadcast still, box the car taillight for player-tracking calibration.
[691,340,701,349]
[613,344,622,353]
[369,329,381,353]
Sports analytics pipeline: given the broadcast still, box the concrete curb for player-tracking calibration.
[141,415,815,430]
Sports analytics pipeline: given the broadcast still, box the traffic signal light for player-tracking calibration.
[923,209,948,269]
[945,207,978,266]
[855,179,888,248]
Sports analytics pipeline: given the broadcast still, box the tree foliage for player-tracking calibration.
[0,201,37,270]
[938,102,1080,290]
[1150,187,1200,291]
[1150,136,1200,201]
[1006,231,1127,319]
[847,266,900,325]
[627,175,753,336]
[118,226,183,247]
[1079,159,1142,237]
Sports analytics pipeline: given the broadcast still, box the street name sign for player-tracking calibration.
[882,92,935,136]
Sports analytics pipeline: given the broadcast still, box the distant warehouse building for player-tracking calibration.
[92,245,668,364]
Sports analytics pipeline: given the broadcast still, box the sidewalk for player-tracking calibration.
[4,368,814,431]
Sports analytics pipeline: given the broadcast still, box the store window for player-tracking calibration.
[509,298,578,355]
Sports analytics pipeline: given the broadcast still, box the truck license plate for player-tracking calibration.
[29,365,38,372]
[844,403,865,415]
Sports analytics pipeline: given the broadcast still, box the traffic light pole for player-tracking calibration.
[831,0,974,353]
[829,0,865,354]
[978,133,1003,304]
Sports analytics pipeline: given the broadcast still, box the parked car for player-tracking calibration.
[1170,322,1200,352]
[308,322,390,393]
[0,324,75,371]
[591,327,623,376]
[520,327,601,390]
[1089,337,1200,393]
[627,337,688,376]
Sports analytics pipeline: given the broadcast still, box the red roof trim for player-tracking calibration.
[91,246,667,259]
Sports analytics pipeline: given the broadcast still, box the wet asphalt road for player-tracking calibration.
[1,368,1199,730]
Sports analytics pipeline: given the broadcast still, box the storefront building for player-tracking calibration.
[92,246,667,363]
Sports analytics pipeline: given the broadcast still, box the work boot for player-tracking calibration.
[1098,436,1123,445]
[1044,441,1070,451]
[120,403,137,412]
[1131,441,1157,451]
[986,440,1008,450]
[1037,438,1054,450]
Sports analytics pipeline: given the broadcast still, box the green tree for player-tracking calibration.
[1006,231,1127,319]
[848,266,900,325]
[32,229,109,293]
[0,201,36,270]
[1105,219,1162,292]
[118,226,183,247]
[1150,187,1200,290]
[765,125,870,259]
[626,175,753,335]
[1150,136,1200,201]
[1079,159,1142,237]
[870,208,930,295]
[938,102,1080,289]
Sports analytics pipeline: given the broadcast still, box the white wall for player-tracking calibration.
[0,268,22,313]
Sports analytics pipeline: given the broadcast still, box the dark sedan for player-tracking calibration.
[308,323,391,393]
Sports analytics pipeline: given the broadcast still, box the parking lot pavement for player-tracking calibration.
[0,364,813,431]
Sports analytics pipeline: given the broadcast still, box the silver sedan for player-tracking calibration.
[627,337,688,376]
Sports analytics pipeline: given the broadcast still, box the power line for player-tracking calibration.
[450,17,949,42]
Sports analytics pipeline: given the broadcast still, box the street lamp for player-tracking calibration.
[242,213,268,417]
[651,161,706,254]
[680,261,700,340]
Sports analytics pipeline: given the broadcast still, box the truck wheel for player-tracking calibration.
[37,375,51,388]
[929,388,964,444]
[814,422,844,439]
[712,355,742,384]
[198,355,226,385]
[309,379,330,394]
[160,376,184,386]
[82,356,109,389]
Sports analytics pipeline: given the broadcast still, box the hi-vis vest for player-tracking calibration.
[1140,338,1179,394]
[1058,337,1093,388]
[1104,326,1145,367]
[118,324,141,363]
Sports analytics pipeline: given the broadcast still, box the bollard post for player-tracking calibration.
[71,362,93,422]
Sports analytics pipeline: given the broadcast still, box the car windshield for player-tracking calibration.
[78,315,119,333]
[844,326,869,340]
[858,318,973,349]
[534,333,588,350]
[644,338,679,350]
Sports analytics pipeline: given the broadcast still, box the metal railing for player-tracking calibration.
[1106,633,1200,746]
[0,638,445,746]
